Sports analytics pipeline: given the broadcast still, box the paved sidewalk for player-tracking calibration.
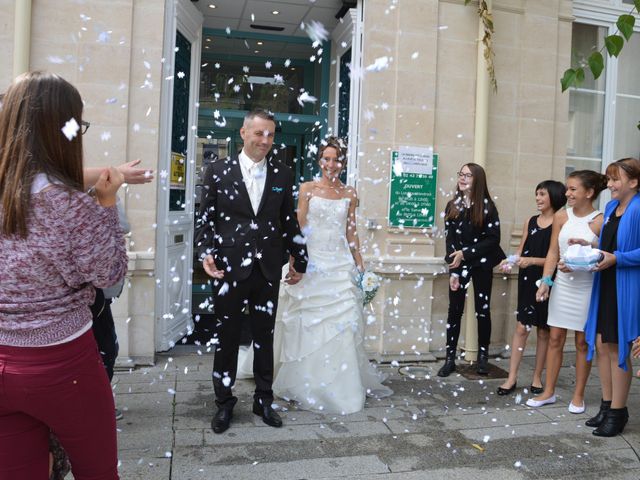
[111,349,640,480]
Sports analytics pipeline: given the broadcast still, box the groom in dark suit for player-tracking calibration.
[195,109,307,434]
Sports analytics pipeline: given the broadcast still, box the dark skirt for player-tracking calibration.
[516,216,552,328]
[596,213,621,343]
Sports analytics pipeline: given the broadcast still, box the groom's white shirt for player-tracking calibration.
[239,149,267,215]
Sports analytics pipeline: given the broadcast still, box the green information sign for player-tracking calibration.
[388,149,438,228]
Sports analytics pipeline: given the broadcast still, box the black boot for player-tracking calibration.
[476,349,489,375]
[593,407,628,437]
[437,353,456,377]
[585,399,611,428]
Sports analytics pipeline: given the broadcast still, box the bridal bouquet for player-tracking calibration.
[359,270,381,306]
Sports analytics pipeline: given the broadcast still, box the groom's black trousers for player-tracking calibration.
[211,266,280,408]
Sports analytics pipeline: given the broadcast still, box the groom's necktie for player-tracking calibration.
[246,162,264,215]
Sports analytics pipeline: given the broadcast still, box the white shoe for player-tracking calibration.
[568,401,585,414]
[526,395,556,408]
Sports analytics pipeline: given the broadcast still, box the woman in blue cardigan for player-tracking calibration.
[584,157,640,437]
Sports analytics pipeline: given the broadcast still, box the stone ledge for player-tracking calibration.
[366,256,447,275]
[126,250,155,272]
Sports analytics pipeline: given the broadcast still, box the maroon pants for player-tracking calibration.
[0,330,118,480]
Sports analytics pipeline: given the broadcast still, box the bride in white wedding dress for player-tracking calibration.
[272,137,392,414]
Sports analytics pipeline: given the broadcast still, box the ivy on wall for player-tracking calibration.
[464,0,497,92]
[466,0,640,130]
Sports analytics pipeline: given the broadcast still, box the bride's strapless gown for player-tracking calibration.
[237,196,392,414]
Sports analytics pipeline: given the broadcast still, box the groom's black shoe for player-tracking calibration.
[211,406,233,434]
[253,400,283,428]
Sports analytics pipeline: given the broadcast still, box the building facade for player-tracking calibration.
[1,0,638,365]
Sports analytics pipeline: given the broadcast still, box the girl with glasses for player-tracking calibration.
[439,163,505,377]
[0,71,127,479]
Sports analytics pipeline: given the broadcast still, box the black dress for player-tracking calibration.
[517,215,552,328]
[597,212,622,343]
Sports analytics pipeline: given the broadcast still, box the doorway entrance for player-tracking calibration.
[188,25,332,343]
[155,0,363,350]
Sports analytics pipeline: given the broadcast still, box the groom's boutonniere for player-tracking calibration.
[272,186,283,193]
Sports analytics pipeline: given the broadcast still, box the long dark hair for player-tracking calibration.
[446,163,496,228]
[0,71,84,236]
[567,169,608,199]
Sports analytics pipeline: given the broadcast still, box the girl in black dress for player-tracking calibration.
[438,163,505,377]
[497,181,566,395]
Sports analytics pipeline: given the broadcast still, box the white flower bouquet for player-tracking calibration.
[359,270,381,306]
[499,254,520,273]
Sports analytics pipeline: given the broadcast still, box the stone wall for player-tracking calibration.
[358,0,573,359]
[1,0,167,364]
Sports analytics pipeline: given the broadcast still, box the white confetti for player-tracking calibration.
[365,56,391,72]
[302,20,329,43]
[218,282,230,296]
[297,91,317,107]
[61,118,80,140]
[47,55,65,64]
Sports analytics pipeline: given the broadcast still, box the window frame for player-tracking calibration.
[571,3,640,206]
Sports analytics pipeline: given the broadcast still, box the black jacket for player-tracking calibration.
[444,199,506,274]
[194,156,307,282]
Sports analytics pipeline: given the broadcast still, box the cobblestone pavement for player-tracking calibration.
[109,349,640,480]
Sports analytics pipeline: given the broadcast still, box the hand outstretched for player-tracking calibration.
[203,255,224,279]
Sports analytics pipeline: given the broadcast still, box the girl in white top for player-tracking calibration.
[527,170,607,413]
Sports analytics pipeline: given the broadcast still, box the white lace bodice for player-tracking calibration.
[304,196,352,261]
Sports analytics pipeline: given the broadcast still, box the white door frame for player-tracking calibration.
[155,0,202,351]
[329,2,364,187]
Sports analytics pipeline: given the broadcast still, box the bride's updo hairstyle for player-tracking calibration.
[318,136,348,169]
[567,169,608,200]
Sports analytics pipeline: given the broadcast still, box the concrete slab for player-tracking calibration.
[171,453,390,479]
[107,351,640,479]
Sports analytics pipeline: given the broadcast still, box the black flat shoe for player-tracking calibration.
[530,385,544,395]
[211,407,233,434]
[253,400,283,428]
[497,383,517,396]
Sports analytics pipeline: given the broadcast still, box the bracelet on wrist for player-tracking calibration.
[540,276,554,287]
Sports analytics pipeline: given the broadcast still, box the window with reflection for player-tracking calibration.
[567,18,640,178]
[567,23,607,173]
